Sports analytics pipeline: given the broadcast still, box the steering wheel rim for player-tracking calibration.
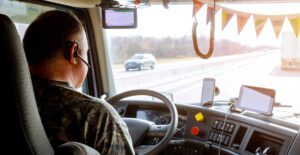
[107,89,178,155]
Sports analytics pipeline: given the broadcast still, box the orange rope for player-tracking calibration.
[192,0,215,59]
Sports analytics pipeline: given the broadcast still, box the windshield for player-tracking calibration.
[103,2,300,122]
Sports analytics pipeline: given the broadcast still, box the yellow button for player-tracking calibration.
[195,112,204,122]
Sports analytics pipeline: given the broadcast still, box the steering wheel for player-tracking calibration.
[107,89,178,155]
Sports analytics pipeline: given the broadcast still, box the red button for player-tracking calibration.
[191,126,200,136]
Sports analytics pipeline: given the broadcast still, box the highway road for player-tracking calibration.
[112,50,300,109]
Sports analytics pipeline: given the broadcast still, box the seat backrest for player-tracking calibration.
[0,14,54,154]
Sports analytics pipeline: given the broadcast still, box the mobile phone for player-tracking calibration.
[201,78,216,106]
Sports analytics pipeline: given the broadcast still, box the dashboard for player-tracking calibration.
[113,101,300,155]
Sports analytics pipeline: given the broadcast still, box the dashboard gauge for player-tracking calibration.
[153,114,171,125]
[137,110,186,129]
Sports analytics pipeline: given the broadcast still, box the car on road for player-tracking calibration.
[124,53,156,71]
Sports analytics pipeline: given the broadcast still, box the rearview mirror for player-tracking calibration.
[102,7,137,29]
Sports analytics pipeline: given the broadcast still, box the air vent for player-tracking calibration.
[246,131,284,155]
[231,126,248,150]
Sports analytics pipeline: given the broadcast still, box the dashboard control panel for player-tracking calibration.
[208,120,235,146]
[113,102,298,155]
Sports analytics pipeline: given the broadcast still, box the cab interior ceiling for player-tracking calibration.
[43,0,300,8]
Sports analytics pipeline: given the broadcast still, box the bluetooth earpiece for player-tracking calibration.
[64,41,90,68]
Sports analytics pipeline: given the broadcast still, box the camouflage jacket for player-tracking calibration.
[32,76,135,155]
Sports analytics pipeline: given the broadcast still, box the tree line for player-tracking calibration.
[110,35,278,64]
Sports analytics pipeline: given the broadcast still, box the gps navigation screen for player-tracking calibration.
[237,85,275,116]
[102,8,137,28]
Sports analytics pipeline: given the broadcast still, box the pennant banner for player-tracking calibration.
[193,0,205,16]
[197,2,300,38]
[253,16,267,38]
[289,18,300,37]
[270,17,285,38]
[222,9,234,30]
[237,14,250,34]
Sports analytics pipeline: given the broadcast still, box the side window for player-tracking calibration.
[0,0,55,39]
[0,0,89,93]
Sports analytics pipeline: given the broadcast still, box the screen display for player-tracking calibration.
[201,78,215,105]
[102,8,137,28]
[237,85,275,115]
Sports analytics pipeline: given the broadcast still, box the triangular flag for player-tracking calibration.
[289,17,300,37]
[253,16,267,38]
[237,14,250,34]
[270,18,285,38]
[222,9,234,30]
[193,0,205,16]
[206,6,214,25]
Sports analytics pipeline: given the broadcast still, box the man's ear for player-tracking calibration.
[65,42,78,65]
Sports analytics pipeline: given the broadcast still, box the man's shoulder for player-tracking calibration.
[32,76,104,107]
[31,76,121,119]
